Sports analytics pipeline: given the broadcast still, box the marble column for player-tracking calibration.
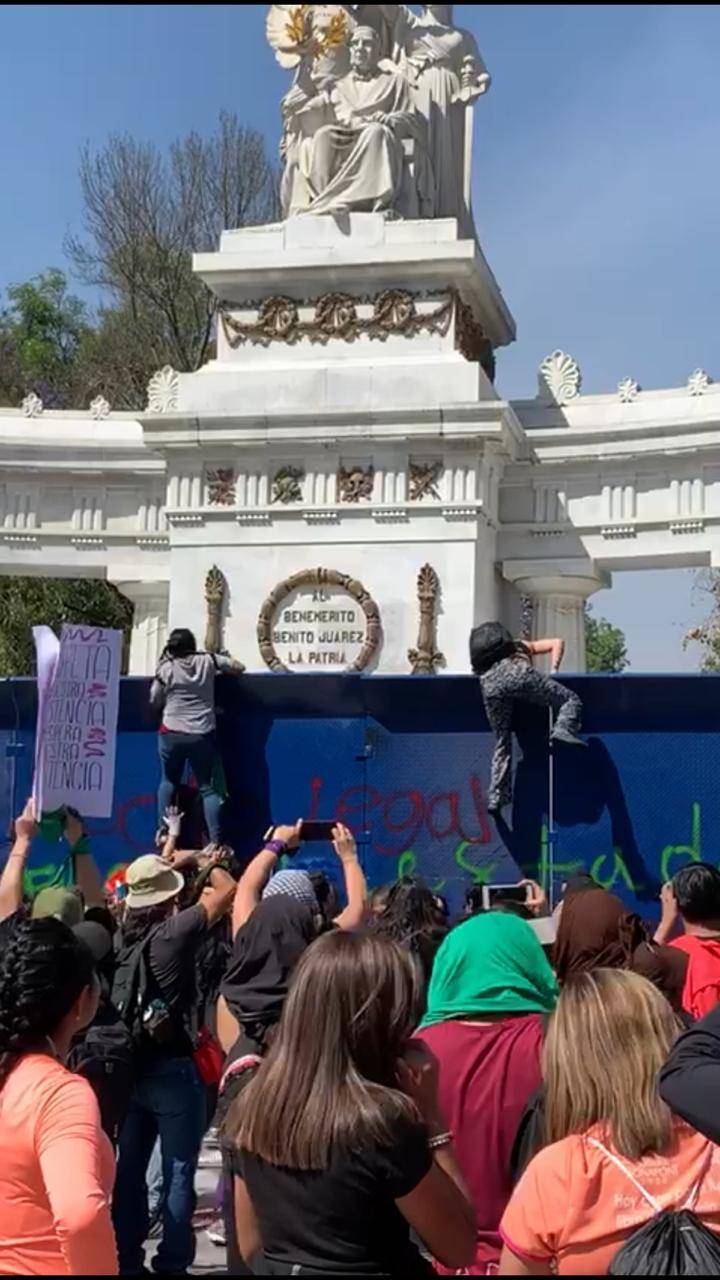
[503,560,609,672]
[114,581,170,675]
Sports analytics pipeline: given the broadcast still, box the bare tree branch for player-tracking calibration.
[65,115,279,403]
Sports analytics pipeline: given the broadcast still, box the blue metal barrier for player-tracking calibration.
[0,673,718,917]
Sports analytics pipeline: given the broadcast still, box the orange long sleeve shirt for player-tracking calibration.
[0,1053,117,1276]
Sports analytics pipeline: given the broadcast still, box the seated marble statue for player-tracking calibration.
[281,25,433,218]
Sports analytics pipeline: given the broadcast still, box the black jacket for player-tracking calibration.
[659,1003,720,1143]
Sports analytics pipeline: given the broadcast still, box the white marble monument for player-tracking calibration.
[1,5,718,676]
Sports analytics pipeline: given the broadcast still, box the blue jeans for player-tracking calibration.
[158,730,223,843]
[113,1056,205,1275]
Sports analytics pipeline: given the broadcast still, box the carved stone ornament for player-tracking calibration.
[271,466,305,505]
[207,468,236,507]
[409,461,443,502]
[205,565,236,659]
[538,350,582,404]
[257,567,382,674]
[688,368,711,396]
[220,288,454,350]
[21,392,43,418]
[147,366,179,413]
[338,464,374,503]
[617,377,640,403]
[88,395,111,420]
[408,564,445,675]
[455,295,495,381]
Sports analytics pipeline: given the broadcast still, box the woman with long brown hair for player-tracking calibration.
[499,970,720,1276]
[227,930,476,1276]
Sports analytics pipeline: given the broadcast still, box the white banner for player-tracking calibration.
[33,624,123,819]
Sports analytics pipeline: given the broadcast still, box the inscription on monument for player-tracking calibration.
[273,587,366,671]
[257,567,382,674]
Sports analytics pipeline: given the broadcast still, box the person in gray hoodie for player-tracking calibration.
[150,628,244,842]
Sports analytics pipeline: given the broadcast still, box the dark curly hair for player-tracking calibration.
[0,917,94,1091]
[371,876,440,952]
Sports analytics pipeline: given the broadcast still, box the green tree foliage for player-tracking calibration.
[0,579,133,676]
[0,269,92,408]
[585,605,629,673]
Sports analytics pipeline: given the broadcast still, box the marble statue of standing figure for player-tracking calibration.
[375,4,491,232]
[280,24,433,218]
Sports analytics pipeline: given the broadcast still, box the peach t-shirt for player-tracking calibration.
[501,1121,720,1276]
[0,1053,117,1276]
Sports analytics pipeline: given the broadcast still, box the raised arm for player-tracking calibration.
[331,823,368,931]
[654,881,681,945]
[0,798,37,922]
[199,863,236,926]
[231,822,302,937]
[64,810,104,910]
[526,637,565,673]
[214,654,246,676]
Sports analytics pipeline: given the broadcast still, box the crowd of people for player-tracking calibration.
[4,630,720,1275]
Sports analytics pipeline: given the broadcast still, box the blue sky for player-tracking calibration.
[1,4,719,669]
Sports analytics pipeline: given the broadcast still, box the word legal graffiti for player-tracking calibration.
[307,774,493,857]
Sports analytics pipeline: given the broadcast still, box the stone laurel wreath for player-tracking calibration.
[257,567,382,674]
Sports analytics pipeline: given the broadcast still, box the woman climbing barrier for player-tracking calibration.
[470,622,585,815]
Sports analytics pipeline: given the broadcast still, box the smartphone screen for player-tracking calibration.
[300,820,337,843]
[482,883,531,911]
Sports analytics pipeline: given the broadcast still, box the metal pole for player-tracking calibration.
[548,707,556,909]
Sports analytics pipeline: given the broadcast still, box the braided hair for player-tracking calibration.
[0,917,94,1091]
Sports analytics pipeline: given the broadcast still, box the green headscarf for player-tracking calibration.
[420,911,558,1028]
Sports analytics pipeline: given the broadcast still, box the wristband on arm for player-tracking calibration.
[263,838,289,858]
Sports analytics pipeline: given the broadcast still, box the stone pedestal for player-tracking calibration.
[142,215,519,674]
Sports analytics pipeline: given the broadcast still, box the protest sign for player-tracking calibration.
[33,624,123,819]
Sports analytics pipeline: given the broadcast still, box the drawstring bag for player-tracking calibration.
[590,1138,720,1275]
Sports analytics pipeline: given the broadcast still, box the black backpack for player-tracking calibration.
[112,925,194,1052]
[469,622,515,675]
[112,926,175,1046]
[67,1012,136,1144]
[590,1138,720,1275]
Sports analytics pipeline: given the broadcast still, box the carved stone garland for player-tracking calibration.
[455,296,495,381]
[257,568,382,674]
[408,565,445,675]
[220,287,454,349]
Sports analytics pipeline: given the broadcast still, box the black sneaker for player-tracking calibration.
[551,727,587,747]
